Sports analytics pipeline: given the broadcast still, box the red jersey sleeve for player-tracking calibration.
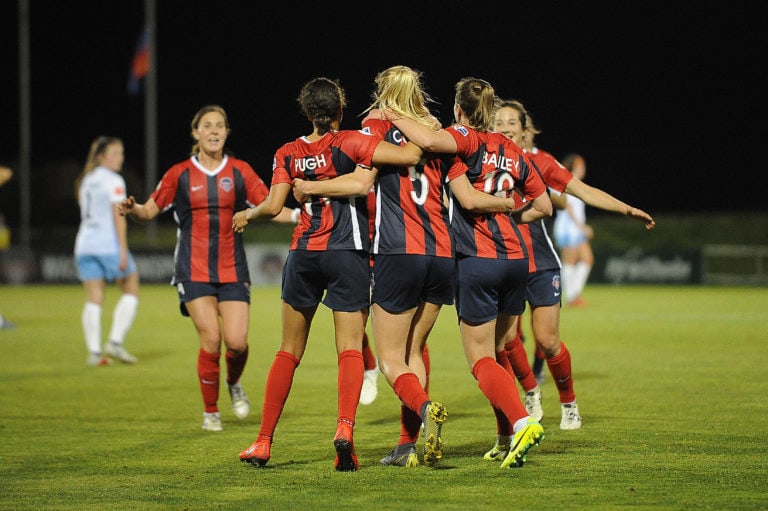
[520,151,547,202]
[446,125,480,155]
[271,142,295,187]
[446,155,468,182]
[238,159,270,206]
[348,130,379,168]
[531,149,572,194]
[361,118,390,140]
[150,161,185,211]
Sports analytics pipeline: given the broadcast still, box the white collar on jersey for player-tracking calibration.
[191,154,228,176]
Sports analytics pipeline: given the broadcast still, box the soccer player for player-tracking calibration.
[367,76,552,468]
[119,105,293,432]
[74,137,139,366]
[490,100,654,442]
[233,77,423,471]
[296,66,538,468]
[554,153,594,307]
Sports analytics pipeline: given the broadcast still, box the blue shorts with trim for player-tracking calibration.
[176,281,250,317]
[371,254,455,313]
[555,229,587,248]
[526,269,563,308]
[455,255,528,324]
[281,250,370,312]
[76,253,137,282]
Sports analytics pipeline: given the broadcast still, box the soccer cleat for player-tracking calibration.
[568,297,588,308]
[359,368,379,405]
[500,417,544,469]
[524,387,544,422]
[240,435,271,467]
[380,444,419,467]
[483,442,510,461]
[228,382,250,419]
[87,353,112,367]
[333,420,359,472]
[421,401,448,467]
[201,412,222,432]
[560,402,583,430]
[105,341,138,364]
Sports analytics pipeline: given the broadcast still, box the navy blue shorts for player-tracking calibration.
[455,255,529,324]
[176,281,251,317]
[526,269,563,308]
[371,254,455,313]
[282,250,370,312]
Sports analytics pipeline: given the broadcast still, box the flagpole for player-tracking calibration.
[18,0,31,248]
[144,0,158,245]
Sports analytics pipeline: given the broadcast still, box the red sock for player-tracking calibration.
[547,341,576,403]
[259,350,300,438]
[496,349,514,376]
[472,357,528,423]
[392,372,430,417]
[361,332,377,371]
[225,345,249,385]
[197,349,220,413]
[504,335,537,392]
[492,347,515,436]
[338,350,364,424]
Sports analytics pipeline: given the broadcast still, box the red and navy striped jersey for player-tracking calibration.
[151,155,269,284]
[445,126,547,260]
[518,147,574,272]
[362,119,454,258]
[271,130,379,252]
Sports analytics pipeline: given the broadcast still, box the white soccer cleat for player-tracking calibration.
[105,342,137,364]
[560,402,582,430]
[524,386,544,422]
[202,412,223,432]
[359,368,379,405]
[86,353,112,367]
[228,382,250,419]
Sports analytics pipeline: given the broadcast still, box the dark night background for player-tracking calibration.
[0,1,764,232]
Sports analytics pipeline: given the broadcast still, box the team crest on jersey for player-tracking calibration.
[219,177,234,193]
[455,126,469,136]
[552,274,561,291]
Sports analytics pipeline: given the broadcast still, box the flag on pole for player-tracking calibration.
[127,27,150,96]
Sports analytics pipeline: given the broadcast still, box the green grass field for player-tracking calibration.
[1,284,766,510]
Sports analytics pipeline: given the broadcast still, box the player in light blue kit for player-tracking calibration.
[74,136,139,366]
[553,154,593,307]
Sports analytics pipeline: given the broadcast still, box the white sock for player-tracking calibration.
[513,416,532,432]
[561,264,576,303]
[108,294,138,345]
[82,302,102,354]
[572,262,592,299]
